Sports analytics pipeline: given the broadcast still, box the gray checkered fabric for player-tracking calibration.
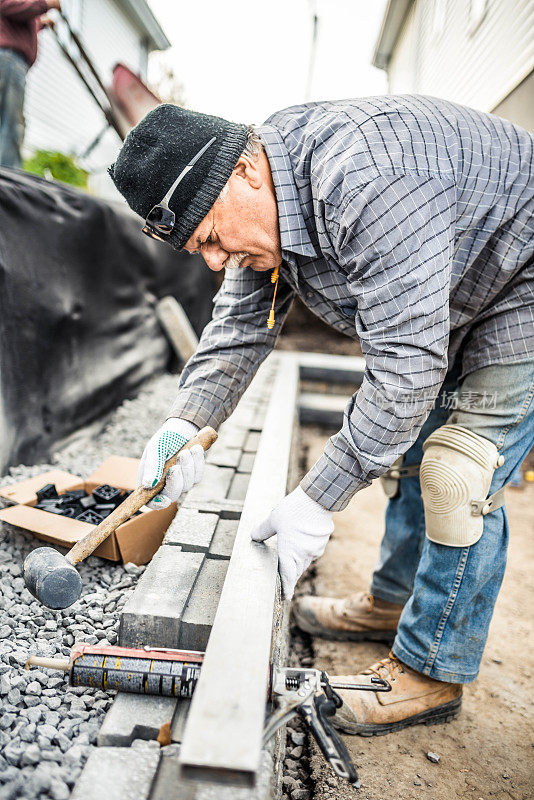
[170,96,534,511]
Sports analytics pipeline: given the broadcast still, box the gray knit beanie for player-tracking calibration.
[108,104,248,250]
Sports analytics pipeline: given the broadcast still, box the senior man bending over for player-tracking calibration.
[109,98,534,736]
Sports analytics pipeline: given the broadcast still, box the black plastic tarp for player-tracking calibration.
[0,168,215,473]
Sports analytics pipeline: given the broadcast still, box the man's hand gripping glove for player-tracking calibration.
[251,487,334,600]
[138,419,204,509]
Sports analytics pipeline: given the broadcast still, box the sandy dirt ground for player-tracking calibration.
[300,428,534,800]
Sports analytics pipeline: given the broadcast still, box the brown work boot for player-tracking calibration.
[292,592,403,643]
[331,653,462,736]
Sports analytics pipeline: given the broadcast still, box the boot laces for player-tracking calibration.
[345,592,373,614]
[367,653,405,682]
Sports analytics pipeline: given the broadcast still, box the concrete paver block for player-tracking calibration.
[163,508,219,551]
[71,746,160,800]
[237,451,255,473]
[244,431,262,453]
[227,472,251,502]
[98,692,176,746]
[208,518,239,560]
[182,497,243,519]
[206,445,242,468]
[179,558,230,650]
[216,423,248,449]
[186,464,235,502]
[149,744,192,800]
[225,405,259,430]
[119,548,204,648]
[170,698,190,743]
[150,746,276,800]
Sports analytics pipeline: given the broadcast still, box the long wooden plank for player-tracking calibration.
[178,354,298,786]
[297,351,365,385]
[91,367,273,771]
[156,296,198,363]
[299,391,349,427]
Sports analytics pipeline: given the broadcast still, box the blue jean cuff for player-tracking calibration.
[392,640,477,684]
[369,582,411,606]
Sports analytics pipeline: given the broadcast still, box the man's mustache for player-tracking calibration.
[224,252,249,270]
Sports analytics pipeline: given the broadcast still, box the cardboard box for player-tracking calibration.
[0,456,177,565]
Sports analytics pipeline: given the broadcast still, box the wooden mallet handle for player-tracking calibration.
[65,426,217,566]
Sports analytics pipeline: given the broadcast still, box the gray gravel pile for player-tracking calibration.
[282,710,313,800]
[45,374,181,477]
[1,372,322,800]
[281,579,317,800]
[0,374,180,800]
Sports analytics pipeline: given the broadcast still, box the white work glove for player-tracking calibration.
[138,418,204,509]
[251,486,334,600]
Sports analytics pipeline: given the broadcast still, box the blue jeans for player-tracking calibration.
[370,359,534,683]
[0,49,27,169]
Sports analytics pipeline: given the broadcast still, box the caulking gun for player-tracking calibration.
[27,642,392,790]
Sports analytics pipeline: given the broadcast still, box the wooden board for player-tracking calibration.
[298,391,349,427]
[297,351,365,385]
[156,296,198,364]
[178,354,299,786]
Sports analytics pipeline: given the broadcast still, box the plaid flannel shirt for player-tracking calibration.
[170,96,534,511]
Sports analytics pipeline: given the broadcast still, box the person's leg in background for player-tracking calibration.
[0,50,28,169]
[393,359,534,683]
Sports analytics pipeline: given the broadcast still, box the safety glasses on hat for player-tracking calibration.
[142,136,217,241]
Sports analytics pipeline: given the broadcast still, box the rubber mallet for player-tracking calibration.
[23,426,217,610]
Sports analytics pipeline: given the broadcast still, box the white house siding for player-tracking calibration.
[387,0,534,117]
[81,0,145,80]
[23,0,152,195]
[387,2,418,94]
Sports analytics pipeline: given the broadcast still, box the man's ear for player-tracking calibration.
[232,156,262,189]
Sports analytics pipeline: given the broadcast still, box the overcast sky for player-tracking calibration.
[146,0,389,125]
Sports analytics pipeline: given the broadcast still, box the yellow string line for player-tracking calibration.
[267,265,281,329]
